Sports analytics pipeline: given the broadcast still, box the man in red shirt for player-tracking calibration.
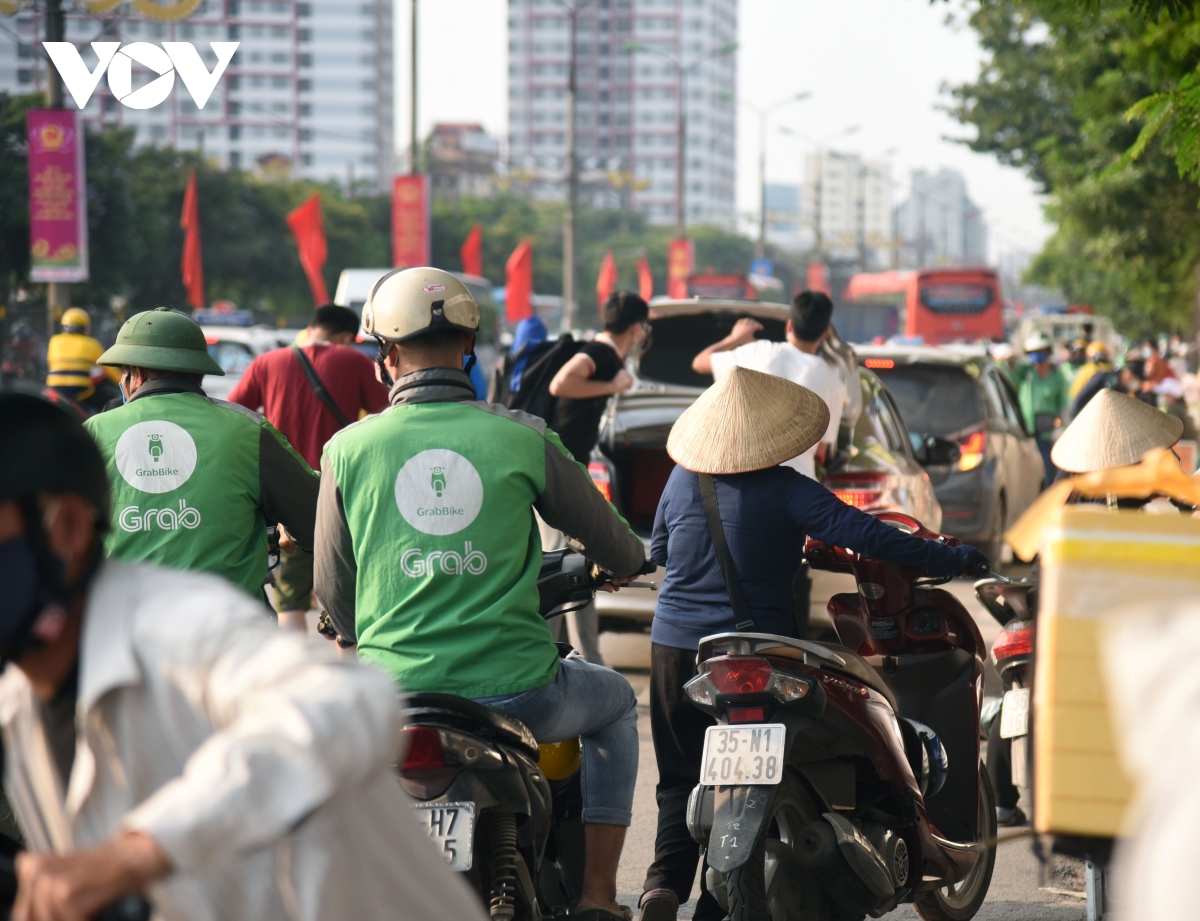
[230,304,388,629]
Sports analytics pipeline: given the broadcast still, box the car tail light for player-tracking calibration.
[684,657,812,706]
[991,622,1034,665]
[958,430,987,472]
[829,473,887,509]
[587,461,614,503]
[864,358,895,370]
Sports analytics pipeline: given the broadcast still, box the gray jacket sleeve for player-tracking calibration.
[534,436,645,577]
[258,426,319,552]
[313,464,358,644]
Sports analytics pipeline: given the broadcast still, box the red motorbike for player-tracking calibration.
[683,512,996,921]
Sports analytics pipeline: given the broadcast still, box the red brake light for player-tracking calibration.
[958,430,987,472]
[707,657,774,695]
[864,358,895,370]
[204,335,218,345]
[587,461,613,503]
[400,726,447,773]
[728,706,766,724]
[829,473,887,509]
[991,623,1034,663]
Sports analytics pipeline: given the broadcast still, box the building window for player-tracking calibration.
[230,151,241,167]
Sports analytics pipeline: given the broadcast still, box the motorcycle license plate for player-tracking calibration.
[1000,687,1030,739]
[413,802,475,871]
[700,724,787,786]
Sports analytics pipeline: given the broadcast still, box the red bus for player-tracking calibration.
[840,268,1004,345]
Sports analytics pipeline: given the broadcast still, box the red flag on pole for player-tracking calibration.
[505,237,534,323]
[179,170,205,310]
[636,257,653,302]
[460,223,483,277]
[596,250,619,314]
[286,193,330,305]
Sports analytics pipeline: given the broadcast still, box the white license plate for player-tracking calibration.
[414,802,475,871]
[1000,688,1030,739]
[700,724,787,786]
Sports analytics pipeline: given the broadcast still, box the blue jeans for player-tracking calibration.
[475,656,638,826]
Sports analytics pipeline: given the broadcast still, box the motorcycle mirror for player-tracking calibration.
[917,435,962,468]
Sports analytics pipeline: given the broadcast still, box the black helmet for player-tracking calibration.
[0,375,110,520]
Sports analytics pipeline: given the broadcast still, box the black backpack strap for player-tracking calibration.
[290,345,351,429]
[698,473,756,632]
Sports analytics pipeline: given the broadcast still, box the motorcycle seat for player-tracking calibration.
[812,643,900,713]
[403,692,541,761]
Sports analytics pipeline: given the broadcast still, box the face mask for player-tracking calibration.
[1029,351,1050,365]
[0,534,46,658]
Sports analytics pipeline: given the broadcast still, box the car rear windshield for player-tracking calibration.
[870,364,985,437]
[638,312,788,389]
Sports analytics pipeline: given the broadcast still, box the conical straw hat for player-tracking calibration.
[667,367,831,474]
[1051,388,1184,474]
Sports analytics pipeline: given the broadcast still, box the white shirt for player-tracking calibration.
[0,561,487,921]
[711,340,848,479]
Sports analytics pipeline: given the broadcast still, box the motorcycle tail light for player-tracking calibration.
[587,461,614,503]
[400,726,447,773]
[991,622,1034,664]
[728,707,766,724]
[686,657,812,706]
[958,430,987,472]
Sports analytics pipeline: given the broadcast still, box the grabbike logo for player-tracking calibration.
[43,41,239,111]
[401,542,488,578]
[395,449,484,536]
[119,499,201,533]
[115,421,198,493]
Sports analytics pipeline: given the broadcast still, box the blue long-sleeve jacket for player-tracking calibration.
[650,465,978,650]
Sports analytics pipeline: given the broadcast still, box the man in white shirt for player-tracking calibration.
[692,290,848,481]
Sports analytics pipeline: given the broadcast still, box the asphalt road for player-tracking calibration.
[597,568,1090,920]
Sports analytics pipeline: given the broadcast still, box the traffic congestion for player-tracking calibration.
[6,1,1200,920]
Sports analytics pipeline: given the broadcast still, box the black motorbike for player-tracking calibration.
[397,550,655,921]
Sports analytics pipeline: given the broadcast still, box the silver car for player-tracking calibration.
[590,299,943,631]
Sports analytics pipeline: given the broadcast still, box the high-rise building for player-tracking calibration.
[0,0,394,190]
[427,123,501,200]
[895,168,989,268]
[763,182,803,252]
[802,150,893,268]
[507,0,737,229]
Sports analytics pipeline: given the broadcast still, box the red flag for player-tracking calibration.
[505,237,534,322]
[667,238,693,299]
[286,193,329,305]
[806,261,830,297]
[636,257,653,302]
[596,250,619,314]
[460,223,483,277]
[180,170,204,310]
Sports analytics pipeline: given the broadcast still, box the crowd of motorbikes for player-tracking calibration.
[393,510,1065,921]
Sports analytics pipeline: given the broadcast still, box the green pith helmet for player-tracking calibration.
[98,307,225,376]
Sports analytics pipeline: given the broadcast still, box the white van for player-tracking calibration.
[1014,314,1117,354]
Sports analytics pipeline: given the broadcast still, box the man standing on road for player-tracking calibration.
[85,308,319,601]
[315,268,646,921]
[691,290,849,634]
[0,384,486,921]
[545,291,650,663]
[229,304,388,629]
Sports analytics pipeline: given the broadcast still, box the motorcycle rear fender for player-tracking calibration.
[706,783,777,872]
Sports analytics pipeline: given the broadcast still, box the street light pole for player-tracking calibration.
[740,93,809,259]
[555,0,592,331]
[409,0,419,174]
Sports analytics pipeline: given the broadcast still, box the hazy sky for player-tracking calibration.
[394,0,1052,261]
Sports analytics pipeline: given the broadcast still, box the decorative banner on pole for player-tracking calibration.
[806,261,830,297]
[286,193,329,305]
[392,174,431,268]
[28,109,88,283]
[637,257,654,302]
[596,250,619,315]
[505,237,534,323]
[460,222,483,277]
[667,238,693,300]
[180,170,205,310]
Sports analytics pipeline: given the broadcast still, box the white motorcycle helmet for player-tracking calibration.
[362,267,481,384]
[1023,332,1053,354]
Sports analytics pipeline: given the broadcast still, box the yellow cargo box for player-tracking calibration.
[1034,506,1200,838]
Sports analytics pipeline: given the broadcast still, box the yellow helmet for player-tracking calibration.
[361,267,480,344]
[1086,341,1110,360]
[61,308,90,333]
[538,737,582,781]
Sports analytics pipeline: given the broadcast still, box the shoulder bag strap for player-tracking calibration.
[291,345,351,429]
[698,473,756,632]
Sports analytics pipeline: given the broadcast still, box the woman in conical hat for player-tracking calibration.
[1052,388,1184,476]
[636,367,988,921]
